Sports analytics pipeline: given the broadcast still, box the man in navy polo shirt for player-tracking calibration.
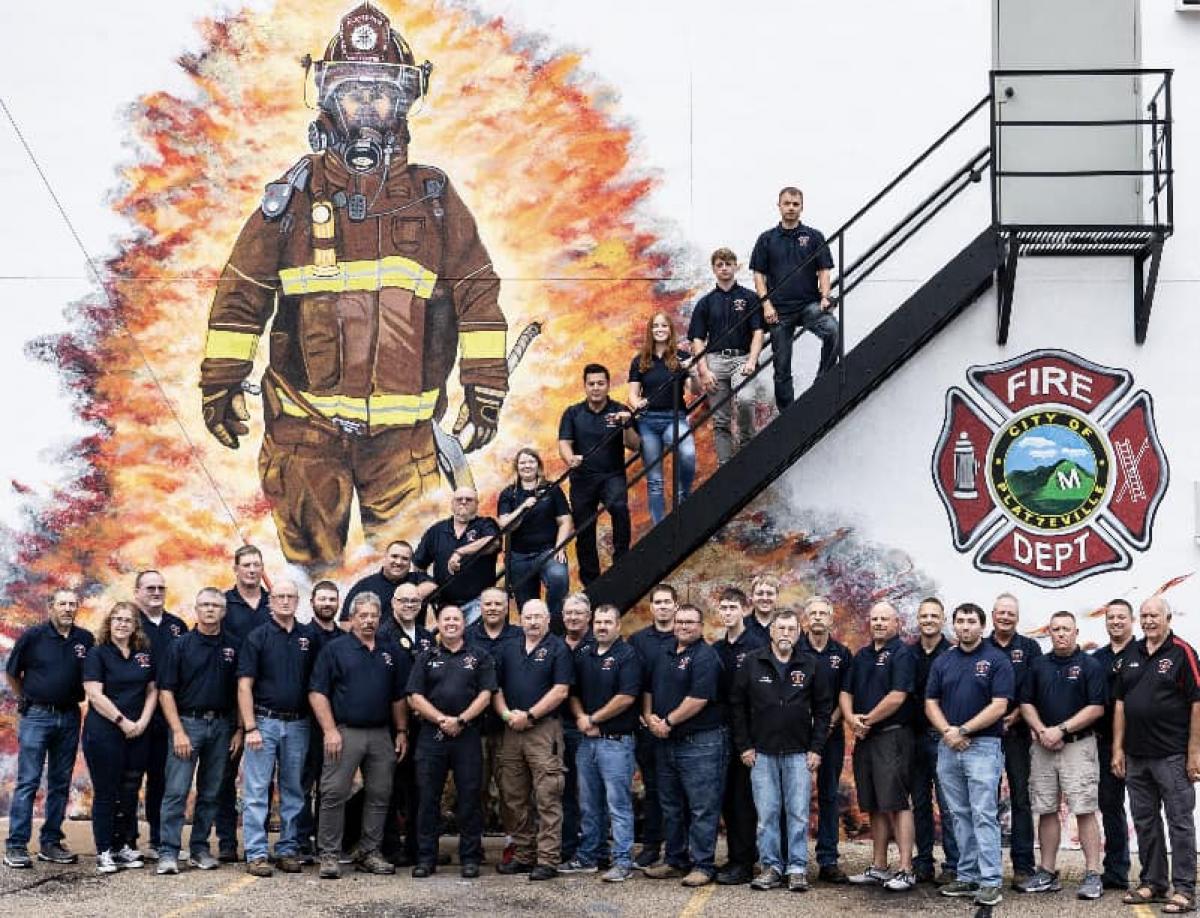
[133,570,188,861]
[926,602,1013,909]
[841,601,918,891]
[4,589,93,869]
[557,363,640,585]
[298,580,342,863]
[1113,596,1200,915]
[689,247,765,465]
[340,540,435,623]
[558,594,596,871]
[1018,611,1106,899]
[414,488,501,624]
[236,578,315,876]
[1091,598,1136,891]
[310,591,410,880]
[569,603,642,882]
[712,587,768,886]
[494,599,573,880]
[407,604,496,878]
[642,602,726,888]
[987,592,1041,887]
[155,587,240,875]
[803,595,853,884]
[749,186,837,410]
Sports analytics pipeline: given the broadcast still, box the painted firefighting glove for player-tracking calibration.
[455,384,505,452]
[201,386,251,449]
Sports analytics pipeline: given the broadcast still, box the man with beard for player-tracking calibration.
[298,581,343,862]
[1091,598,1136,891]
[341,541,435,622]
[557,594,597,871]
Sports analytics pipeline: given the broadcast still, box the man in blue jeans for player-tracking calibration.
[926,602,1014,909]
[730,609,833,892]
[750,186,838,411]
[642,603,727,888]
[155,588,242,874]
[567,603,641,881]
[558,593,596,868]
[4,589,93,868]
[236,579,316,876]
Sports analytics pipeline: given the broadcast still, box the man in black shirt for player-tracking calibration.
[1113,596,1200,913]
[689,247,764,465]
[298,580,342,862]
[1091,598,1136,891]
[4,589,93,869]
[557,363,640,584]
[340,541,435,623]
[749,187,837,410]
[155,588,240,874]
[413,488,501,624]
[407,604,497,878]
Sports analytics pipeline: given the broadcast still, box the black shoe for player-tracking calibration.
[496,860,534,875]
[914,868,936,884]
[1102,877,1129,891]
[218,849,240,864]
[633,847,661,870]
[391,852,415,867]
[529,864,559,881]
[461,862,480,879]
[717,865,753,885]
[818,864,850,884]
[37,843,79,865]
[412,863,435,878]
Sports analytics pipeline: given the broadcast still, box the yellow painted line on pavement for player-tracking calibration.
[161,874,257,918]
[1133,906,1155,918]
[678,884,716,918]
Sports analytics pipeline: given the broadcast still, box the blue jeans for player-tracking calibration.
[242,716,309,861]
[913,728,959,873]
[577,734,634,867]
[6,707,80,850]
[637,411,697,524]
[656,726,728,874]
[750,752,812,875]
[938,736,1003,886]
[159,715,234,859]
[815,727,844,867]
[507,549,570,623]
[768,302,840,410]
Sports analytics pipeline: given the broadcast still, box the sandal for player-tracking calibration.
[1125,887,1168,905]
[1163,894,1196,914]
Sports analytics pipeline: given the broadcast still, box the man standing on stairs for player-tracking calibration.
[750,187,838,411]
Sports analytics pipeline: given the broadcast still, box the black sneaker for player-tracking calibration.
[218,848,241,864]
[633,847,661,870]
[818,864,850,884]
[529,864,559,881]
[461,862,480,879]
[496,860,534,875]
[37,842,78,865]
[4,848,32,869]
[717,864,753,885]
[411,862,435,878]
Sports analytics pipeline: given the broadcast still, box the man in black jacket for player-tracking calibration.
[731,609,833,892]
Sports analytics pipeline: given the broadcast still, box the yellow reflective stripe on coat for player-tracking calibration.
[204,329,260,361]
[276,387,440,426]
[458,329,507,360]
[278,256,437,298]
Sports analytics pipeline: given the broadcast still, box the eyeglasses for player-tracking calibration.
[675,619,702,626]
[397,598,422,604]
[142,585,166,592]
[452,497,478,504]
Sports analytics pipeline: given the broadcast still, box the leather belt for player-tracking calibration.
[253,705,306,722]
[26,702,78,714]
[181,709,231,721]
[716,348,746,357]
[1062,729,1095,744]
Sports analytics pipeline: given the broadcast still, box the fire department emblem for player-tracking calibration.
[933,350,1168,587]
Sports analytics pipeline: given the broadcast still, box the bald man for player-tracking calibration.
[413,487,502,625]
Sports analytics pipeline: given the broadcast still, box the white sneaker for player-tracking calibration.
[884,869,917,891]
[156,855,179,875]
[115,845,144,868]
[96,850,119,875]
[848,865,894,885]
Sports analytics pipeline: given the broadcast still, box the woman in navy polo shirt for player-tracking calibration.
[82,601,158,875]
[628,312,697,524]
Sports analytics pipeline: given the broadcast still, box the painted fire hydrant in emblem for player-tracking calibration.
[932,349,1168,587]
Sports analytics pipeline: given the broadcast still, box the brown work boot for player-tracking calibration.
[681,869,714,887]
[319,854,340,880]
[245,858,273,877]
[643,863,688,880]
[356,851,396,875]
[275,855,302,873]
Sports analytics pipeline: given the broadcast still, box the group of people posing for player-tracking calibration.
[6,551,1196,912]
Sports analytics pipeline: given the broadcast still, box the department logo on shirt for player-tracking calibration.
[601,657,616,671]
[221,647,236,664]
[790,670,807,687]
[170,624,183,637]
[974,660,992,676]
[796,235,811,248]
[733,298,747,312]
[933,349,1167,588]
[875,651,890,666]
[677,656,692,671]
[1066,664,1082,680]
[134,652,152,669]
[464,529,479,542]
[381,652,394,667]
[533,647,549,663]
[1011,649,1025,664]
[74,643,88,659]
[1157,658,1174,676]
[297,637,311,652]
[462,654,478,670]
[827,655,843,670]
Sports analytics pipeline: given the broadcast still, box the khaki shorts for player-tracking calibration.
[1029,733,1099,815]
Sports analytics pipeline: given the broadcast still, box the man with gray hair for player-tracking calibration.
[413,487,501,625]
[1113,596,1200,914]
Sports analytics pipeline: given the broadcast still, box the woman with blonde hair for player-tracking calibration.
[82,601,159,874]
[628,311,697,523]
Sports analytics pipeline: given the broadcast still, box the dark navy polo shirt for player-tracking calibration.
[498,482,570,555]
[6,622,94,707]
[1092,641,1136,739]
[807,636,853,699]
[846,636,917,729]
[573,638,642,735]
[649,638,723,737]
[628,349,691,412]
[308,621,345,657]
[913,636,953,731]
[83,643,156,722]
[139,610,187,666]
[688,283,763,354]
[714,626,770,703]
[238,618,317,714]
[1021,648,1106,729]
[466,619,521,655]
[629,625,677,691]
[407,642,497,718]
[339,569,433,622]
[748,223,834,310]
[1114,631,1200,758]
[223,587,270,648]
[925,641,1014,738]
[158,628,239,713]
[309,634,409,728]
[558,398,632,480]
[413,516,501,604]
[987,632,1043,716]
[378,617,435,661]
[495,632,574,713]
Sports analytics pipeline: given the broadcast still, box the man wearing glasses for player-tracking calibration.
[413,488,502,625]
